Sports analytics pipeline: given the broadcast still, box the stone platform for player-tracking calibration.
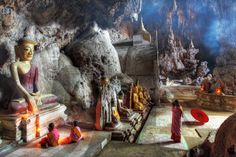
[111,107,151,143]
[1,127,111,157]
[160,85,200,102]
[0,103,67,142]
[196,91,236,112]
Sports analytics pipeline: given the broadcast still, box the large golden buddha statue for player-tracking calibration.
[9,38,57,114]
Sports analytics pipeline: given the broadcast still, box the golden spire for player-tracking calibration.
[138,17,151,42]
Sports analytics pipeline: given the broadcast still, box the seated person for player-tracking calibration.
[40,123,60,148]
[9,38,57,114]
[68,120,84,143]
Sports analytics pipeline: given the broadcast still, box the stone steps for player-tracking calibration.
[109,106,151,143]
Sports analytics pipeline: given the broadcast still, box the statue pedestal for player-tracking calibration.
[0,103,67,142]
[110,108,150,142]
[133,106,148,116]
[120,112,141,123]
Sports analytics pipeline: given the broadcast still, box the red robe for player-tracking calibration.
[69,126,83,142]
[171,106,182,142]
[40,128,60,147]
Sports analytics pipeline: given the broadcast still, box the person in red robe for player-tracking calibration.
[40,123,60,148]
[68,120,84,143]
[171,99,183,142]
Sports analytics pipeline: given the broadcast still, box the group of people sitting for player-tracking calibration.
[40,120,83,148]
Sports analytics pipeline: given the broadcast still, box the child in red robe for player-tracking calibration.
[171,100,183,142]
[68,120,84,143]
[40,123,60,148]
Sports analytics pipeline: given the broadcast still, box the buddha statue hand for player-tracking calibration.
[26,94,38,113]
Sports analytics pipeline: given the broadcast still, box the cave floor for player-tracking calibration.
[97,105,233,157]
[1,105,233,157]
[2,128,111,157]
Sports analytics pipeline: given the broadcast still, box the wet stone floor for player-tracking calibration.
[1,105,232,157]
[98,105,232,157]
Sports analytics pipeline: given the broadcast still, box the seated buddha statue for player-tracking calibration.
[9,38,57,114]
[137,86,148,106]
[143,87,154,106]
[132,86,144,111]
[143,88,151,102]
[117,91,133,118]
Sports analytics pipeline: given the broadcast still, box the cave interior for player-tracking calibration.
[0,0,236,157]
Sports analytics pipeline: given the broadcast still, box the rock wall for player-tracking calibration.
[213,48,236,95]
[142,0,236,71]
[66,23,121,79]
[211,113,236,157]
[159,27,209,82]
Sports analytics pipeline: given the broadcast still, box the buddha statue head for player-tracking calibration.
[15,38,37,61]
[118,91,124,100]
[100,76,109,87]
[138,86,143,92]
[134,86,139,94]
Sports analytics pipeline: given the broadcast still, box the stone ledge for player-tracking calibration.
[196,91,236,112]
[0,104,67,142]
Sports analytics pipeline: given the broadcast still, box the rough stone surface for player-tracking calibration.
[211,113,236,157]
[159,27,209,82]
[32,44,61,93]
[213,48,236,95]
[56,65,93,109]
[66,24,121,79]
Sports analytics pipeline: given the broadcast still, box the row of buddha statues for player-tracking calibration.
[95,76,153,130]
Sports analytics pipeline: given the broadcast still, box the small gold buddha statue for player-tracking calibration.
[138,86,148,106]
[117,91,133,117]
[143,88,151,102]
[132,86,144,111]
